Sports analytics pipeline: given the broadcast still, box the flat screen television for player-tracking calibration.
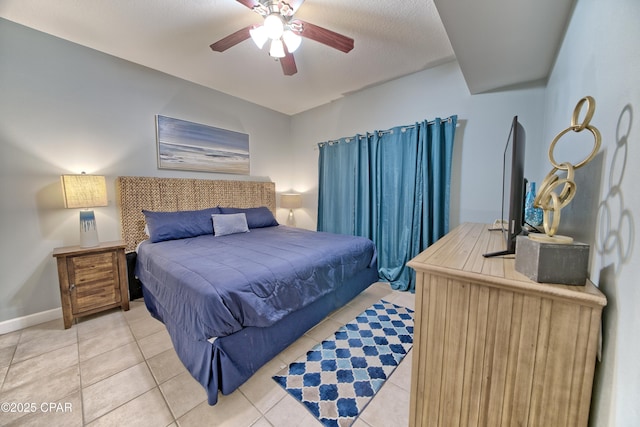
[483,116,526,258]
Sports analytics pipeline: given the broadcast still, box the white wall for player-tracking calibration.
[540,0,640,425]
[290,60,546,231]
[0,19,292,323]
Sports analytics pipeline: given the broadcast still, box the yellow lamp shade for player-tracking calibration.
[61,174,108,209]
[281,193,302,209]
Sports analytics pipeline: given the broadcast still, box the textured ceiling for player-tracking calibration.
[0,0,455,115]
[0,0,575,115]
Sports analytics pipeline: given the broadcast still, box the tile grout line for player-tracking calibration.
[0,343,18,392]
[125,307,178,425]
[127,305,178,427]
[80,308,175,426]
[74,325,87,427]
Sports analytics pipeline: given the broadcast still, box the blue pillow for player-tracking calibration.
[142,207,221,243]
[212,213,250,236]
[219,206,278,229]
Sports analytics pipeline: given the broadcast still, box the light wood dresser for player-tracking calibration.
[407,223,606,427]
[53,240,130,328]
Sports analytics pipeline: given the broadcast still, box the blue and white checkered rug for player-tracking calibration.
[273,299,414,427]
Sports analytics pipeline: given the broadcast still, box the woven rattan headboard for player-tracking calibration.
[116,176,276,253]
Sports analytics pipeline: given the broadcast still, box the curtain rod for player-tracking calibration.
[316,116,454,147]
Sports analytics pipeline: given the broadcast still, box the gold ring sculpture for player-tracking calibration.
[530,96,601,244]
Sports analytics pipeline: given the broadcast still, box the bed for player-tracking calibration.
[116,176,379,405]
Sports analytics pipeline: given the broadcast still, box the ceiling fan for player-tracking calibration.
[210,0,354,76]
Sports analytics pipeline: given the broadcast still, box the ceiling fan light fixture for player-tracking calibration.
[264,13,284,40]
[269,39,285,58]
[210,0,355,76]
[249,25,268,49]
[282,29,301,53]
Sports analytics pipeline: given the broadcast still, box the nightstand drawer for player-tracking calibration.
[68,251,122,314]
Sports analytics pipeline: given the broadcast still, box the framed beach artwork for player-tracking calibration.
[156,115,250,175]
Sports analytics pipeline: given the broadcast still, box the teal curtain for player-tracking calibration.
[317,117,457,291]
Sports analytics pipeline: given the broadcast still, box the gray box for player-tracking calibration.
[515,235,590,285]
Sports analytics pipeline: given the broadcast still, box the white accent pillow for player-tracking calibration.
[212,213,249,236]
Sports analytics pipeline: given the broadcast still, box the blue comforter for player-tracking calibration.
[135,226,377,340]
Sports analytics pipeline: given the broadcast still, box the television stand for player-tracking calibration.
[483,228,529,257]
[488,219,507,231]
[407,223,606,427]
[482,248,513,258]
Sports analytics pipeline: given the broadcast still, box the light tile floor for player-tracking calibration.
[0,282,415,427]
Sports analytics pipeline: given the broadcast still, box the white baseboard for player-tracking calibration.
[0,308,63,335]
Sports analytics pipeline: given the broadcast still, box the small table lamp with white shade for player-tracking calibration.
[61,173,108,247]
[280,193,302,226]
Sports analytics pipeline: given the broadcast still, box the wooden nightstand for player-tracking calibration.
[53,240,130,328]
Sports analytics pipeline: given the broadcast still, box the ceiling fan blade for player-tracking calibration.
[235,0,261,10]
[210,26,252,52]
[287,0,306,13]
[299,21,354,53]
[280,52,297,76]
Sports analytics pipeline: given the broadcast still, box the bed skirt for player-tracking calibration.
[142,263,380,405]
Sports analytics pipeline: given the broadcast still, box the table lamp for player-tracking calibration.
[280,193,302,226]
[61,173,108,247]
